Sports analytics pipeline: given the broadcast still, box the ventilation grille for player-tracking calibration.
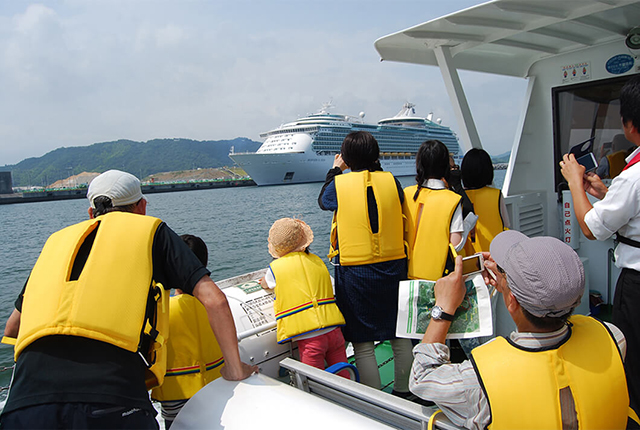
[518,203,545,237]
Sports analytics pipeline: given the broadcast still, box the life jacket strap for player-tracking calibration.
[630,407,640,426]
[427,410,442,430]
[137,282,165,368]
[275,298,337,320]
[328,213,339,260]
[1,336,16,346]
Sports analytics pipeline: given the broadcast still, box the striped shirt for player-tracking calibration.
[409,323,626,430]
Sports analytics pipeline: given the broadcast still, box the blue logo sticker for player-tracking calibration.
[606,54,635,75]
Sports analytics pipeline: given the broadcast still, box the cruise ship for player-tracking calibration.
[229,102,460,186]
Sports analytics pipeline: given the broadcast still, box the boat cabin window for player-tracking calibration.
[553,75,634,193]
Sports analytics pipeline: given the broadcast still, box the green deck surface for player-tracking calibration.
[348,341,396,393]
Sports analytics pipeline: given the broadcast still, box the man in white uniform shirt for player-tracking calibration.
[561,73,640,413]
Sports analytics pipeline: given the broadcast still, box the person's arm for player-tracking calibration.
[193,275,258,380]
[604,322,627,361]
[152,225,257,380]
[318,155,346,211]
[4,309,21,338]
[421,256,465,345]
[260,268,276,290]
[560,153,603,240]
[450,202,464,250]
[4,281,27,340]
[410,256,490,429]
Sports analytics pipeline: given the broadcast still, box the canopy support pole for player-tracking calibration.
[434,46,483,152]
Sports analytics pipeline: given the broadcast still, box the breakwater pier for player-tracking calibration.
[0,178,256,205]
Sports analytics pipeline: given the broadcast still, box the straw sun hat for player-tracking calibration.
[268,218,314,258]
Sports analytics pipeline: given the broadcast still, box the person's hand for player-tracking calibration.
[258,277,270,290]
[480,252,498,288]
[434,256,466,315]
[583,171,608,199]
[220,361,259,381]
[560,153,586,189]
[333,154,347,171]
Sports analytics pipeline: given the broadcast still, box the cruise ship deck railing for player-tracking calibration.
[280,357,460,430]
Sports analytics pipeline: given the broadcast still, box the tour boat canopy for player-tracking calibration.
[375,0,640,78]
[374,0,640,153]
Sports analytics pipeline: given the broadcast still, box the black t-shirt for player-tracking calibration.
[4,222,210,415]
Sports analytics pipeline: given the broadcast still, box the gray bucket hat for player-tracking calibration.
[490,230,584,318]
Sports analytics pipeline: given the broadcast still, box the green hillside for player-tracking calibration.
[491,151,511,164]
[4,138,261,187]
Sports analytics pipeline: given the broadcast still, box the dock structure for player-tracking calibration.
[0,178,256,206]
[0,172,13,194]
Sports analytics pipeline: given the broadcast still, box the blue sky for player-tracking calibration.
[0,0,527,166]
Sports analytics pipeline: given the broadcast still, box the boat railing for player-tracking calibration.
[237,321,276,341]
[280,357,460,430]
[216,269,266,289]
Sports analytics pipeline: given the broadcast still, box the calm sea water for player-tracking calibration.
[0,169,506,404]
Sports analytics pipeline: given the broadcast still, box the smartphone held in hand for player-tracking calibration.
[576,152,598,172]
[462,253,485,276]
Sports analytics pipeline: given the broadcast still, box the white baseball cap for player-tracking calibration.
[87,170,144,209]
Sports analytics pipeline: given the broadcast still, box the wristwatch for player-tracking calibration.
[431,305,455,321]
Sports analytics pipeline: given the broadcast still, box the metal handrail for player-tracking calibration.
[280,358,460,430]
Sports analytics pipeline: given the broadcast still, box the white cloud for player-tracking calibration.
[0,0,522,167]
[14,3,57,34]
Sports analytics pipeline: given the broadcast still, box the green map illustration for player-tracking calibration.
[413,279,480,334]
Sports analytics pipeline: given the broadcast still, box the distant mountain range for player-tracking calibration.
[4,138,261,187]
[491,151,511,164]
[4,140,511,188]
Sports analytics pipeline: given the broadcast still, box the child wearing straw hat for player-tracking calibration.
[261,218,349,377]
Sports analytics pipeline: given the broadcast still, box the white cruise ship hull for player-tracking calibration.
[230,152,416,186]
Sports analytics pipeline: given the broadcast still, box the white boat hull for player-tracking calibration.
[172,373,394,429]
[230,151,416,186]
[215,269,297,379]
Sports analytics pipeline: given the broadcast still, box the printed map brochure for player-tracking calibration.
[396,274,493,340]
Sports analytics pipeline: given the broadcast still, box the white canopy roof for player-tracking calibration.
[374,0,640,77]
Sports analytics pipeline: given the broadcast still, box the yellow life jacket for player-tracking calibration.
[271,252,345,343]
[608,150,629,179]
[403,185,461,280]
[151,294,224,401]
[463,187,505,254]
[16,212,170,389]
[471,315,629,430]
[330,171,406,265]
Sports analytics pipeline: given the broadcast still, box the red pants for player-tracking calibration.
[297,328,349,378]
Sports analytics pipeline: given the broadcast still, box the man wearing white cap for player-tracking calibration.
[1,170,257,429]
[409,230,634,429]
